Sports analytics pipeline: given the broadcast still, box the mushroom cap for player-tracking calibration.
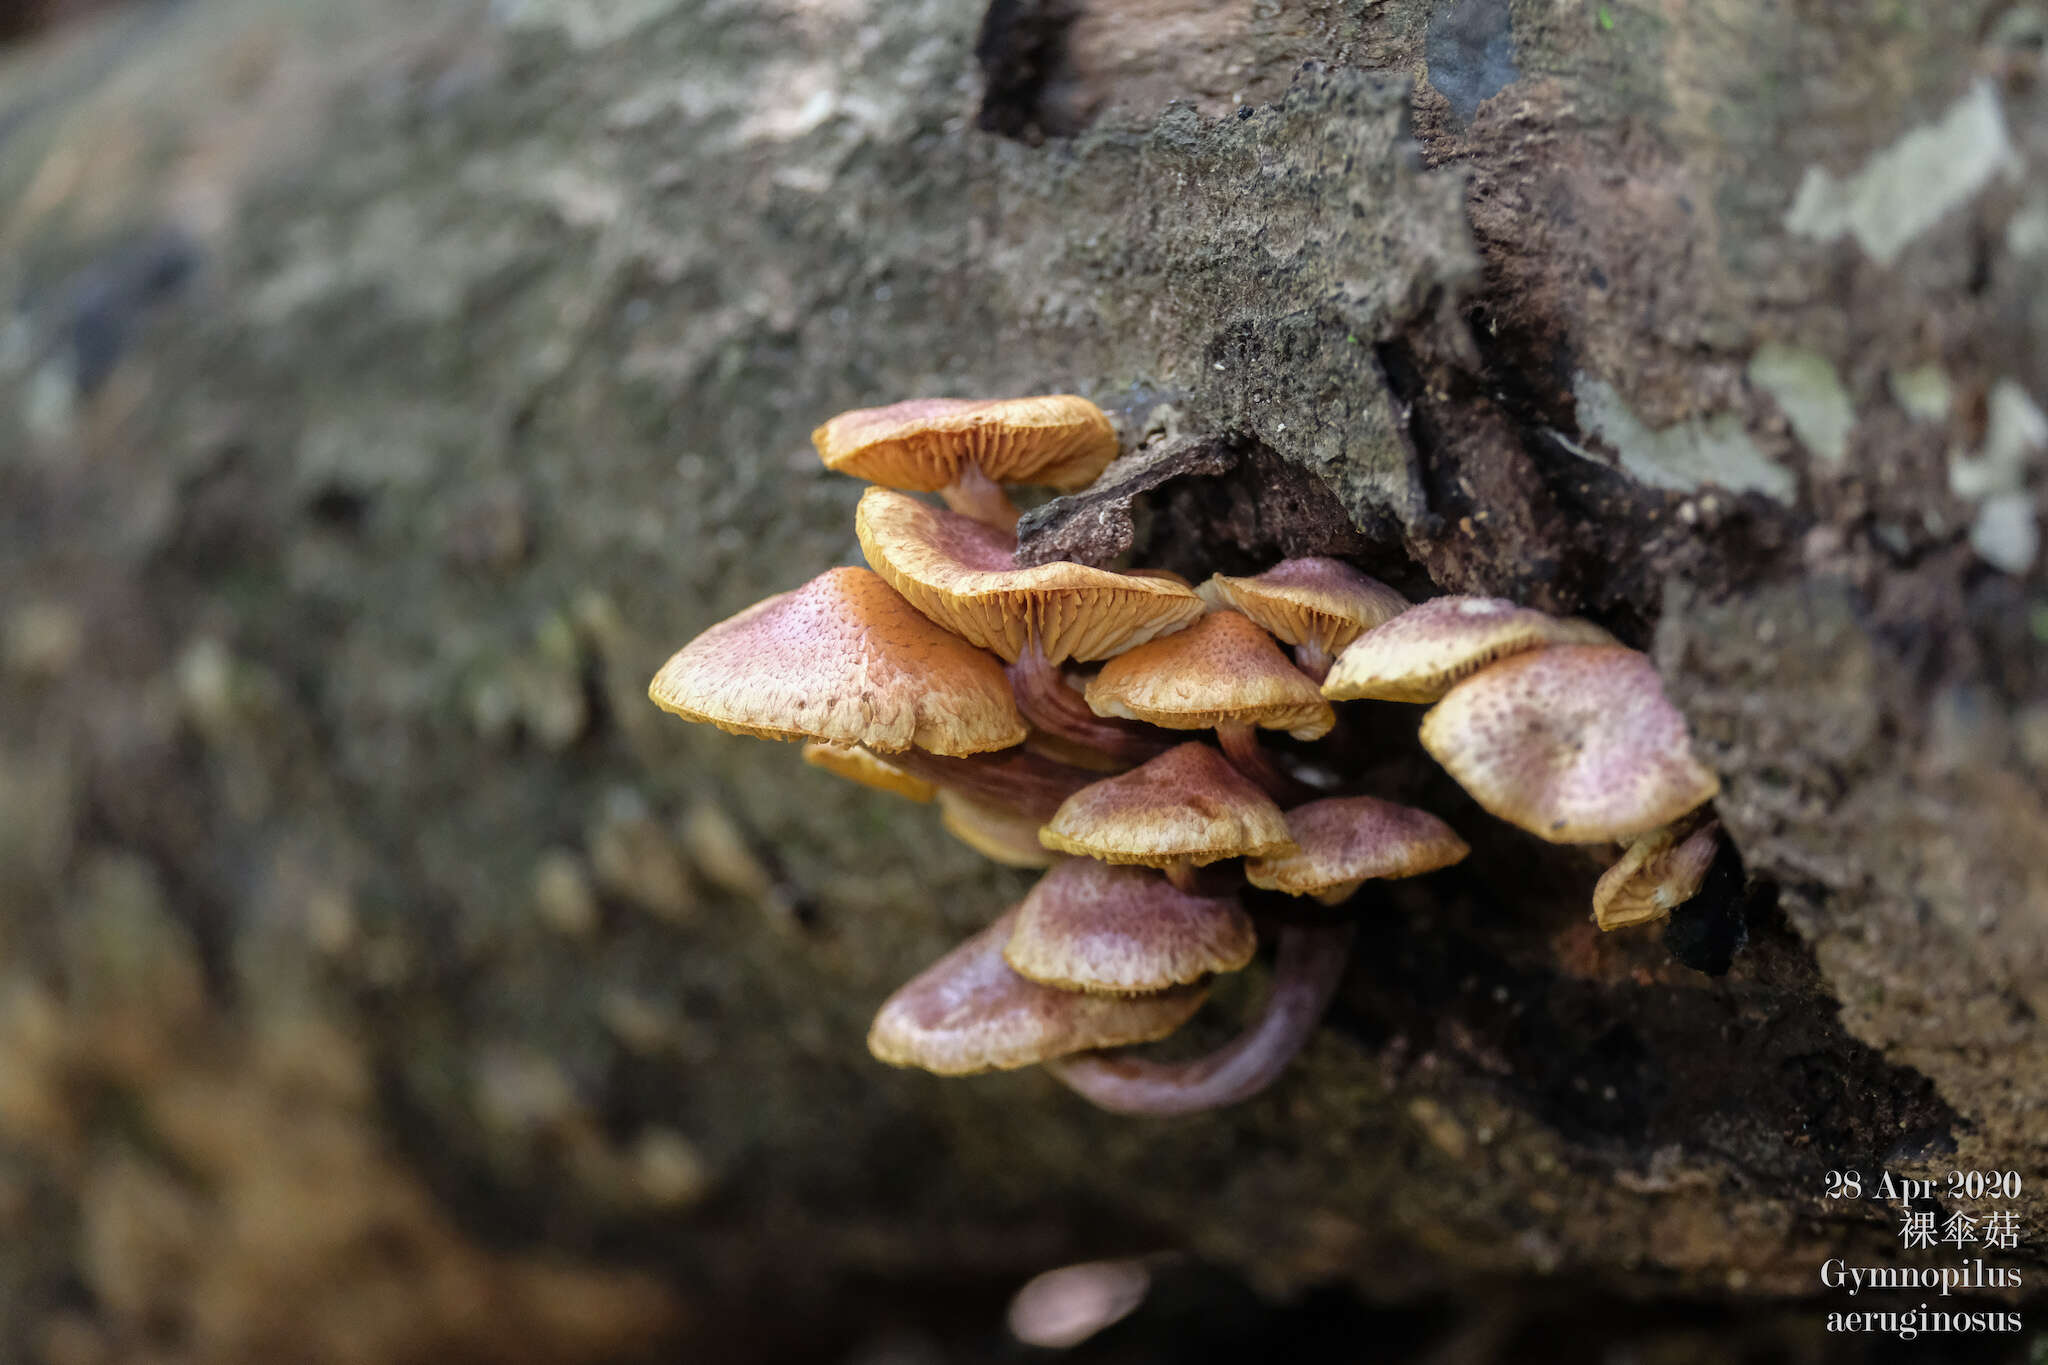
[801,743,939,803]
[939,791,1061,869]
[856,487,1206,664]
[867,908,1207,1075]
[1197,559,1409,659]
[1419,644,1721,843]
[648,566,1027,756]
[1321,595,1618,704]
[1083,610,1336,739]
[1038,742,1295,867]
[1593,820,1721,930]
[1004,859,1256,994]
[814,395,1118,492]
[1245,796,1470,902]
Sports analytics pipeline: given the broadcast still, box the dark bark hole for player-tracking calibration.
[973,0,1082,141]
[306,483,373,533]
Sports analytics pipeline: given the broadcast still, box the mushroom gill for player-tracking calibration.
[814,395,1119,532]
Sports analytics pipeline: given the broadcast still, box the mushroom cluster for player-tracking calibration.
[647,395,1723,1115]
[1320,597,1725,928]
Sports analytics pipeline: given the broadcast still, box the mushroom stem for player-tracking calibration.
[939,465,1022,534]
[1162,861,1198,894]
[1215,722,1314,805]
[1009,643,1171,765]
[882,745,1099,822]
[1291,643,1334,684]
[1043,921,1356,1116]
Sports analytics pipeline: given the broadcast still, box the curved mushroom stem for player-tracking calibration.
[1009,643,1172,766]
[1215,721,1315,805]
[1162,860,1198,893]
[939,466,1021,534]
[882,745,1098,821]
[1044,921,1356,1116]
[1292,642,1334,684]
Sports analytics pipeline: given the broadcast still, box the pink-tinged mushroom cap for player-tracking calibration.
[1197,559,1409,660]
[647,566,1027,756]
[1037,742,1295,869]
[939,791,1061,869]
[866,909,1207,1075]
[813,396,1118,492]
[1004,860,1256,994]
[1593,820,1721,930]
[1419,644,1721,843]
[1083,611,1336,740]
[1245,797,1470,904]
[1322,595,1618,704]
[855,488,1206,664]
[801,743,938,803]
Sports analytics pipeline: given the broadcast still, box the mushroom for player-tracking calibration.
[1082,609,1334,798]
[856,486,1204,761]
[801,742,938,803]
[1042,921,1356,1117]
[1593,819,1722,931]
[867,908,1208,1075]
[1245,796,1470,905]
[814,395,1118,532]
[1321,595,1617,704]
[1197,558,1408,682]
[647,567,1093,816]
[1004,859,1256,994]
[1418,644,1721,843]
[1042,798,1467,1117]
[939,790,1061,869]
[648,566,1025,755]
[1036,742,1294,891]
[1006,1260,1152,1350]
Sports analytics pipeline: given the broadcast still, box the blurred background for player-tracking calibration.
[2,0,2045,1361]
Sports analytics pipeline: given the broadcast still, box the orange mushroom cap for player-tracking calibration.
[866,908,1207,1075]
[1037,742,1294,868]
[1321,595,1617,704]
[1004,859,1256,994]
[647,566,1027,756]
[814,395,1118,492]
[1245,796,1470,904]
[855,487,1206,664]
[1197,559,1408,660]
[1083,610,1335,740]
[1418,644,1720,843]
[801,743,939,802]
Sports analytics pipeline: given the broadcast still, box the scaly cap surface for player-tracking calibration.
[647,566,1027,756]
[856,487,1205,664]
[1419,644,1720,843]
[1038,742,1294,867]
[1084,610,1335,739]
[814,395,1117,491]
[866,909,1207,1075]
[1322,595,1617,704]
[1245,796,1469,903]
[1198,559,1408,659]
[1005,860,1256,994]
